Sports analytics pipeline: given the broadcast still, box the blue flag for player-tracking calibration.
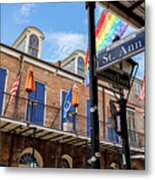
[63,87,75,121]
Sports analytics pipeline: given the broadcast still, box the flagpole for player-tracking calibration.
[51,88,71,129]
[3,55,24,116]
[3,94,11,116]
[13,55,24,118]
[86,2,100,169]
[50,86,71,129]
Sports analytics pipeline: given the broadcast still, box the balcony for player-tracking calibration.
[0,92,144,153]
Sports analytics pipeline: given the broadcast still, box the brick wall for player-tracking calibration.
[0,48,145,168]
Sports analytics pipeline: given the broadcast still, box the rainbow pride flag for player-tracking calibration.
[84,11,128,86]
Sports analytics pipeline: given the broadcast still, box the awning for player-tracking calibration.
[0,117,144,154]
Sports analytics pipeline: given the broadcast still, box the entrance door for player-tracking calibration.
[0,68,7,115]
[27,81,45,125]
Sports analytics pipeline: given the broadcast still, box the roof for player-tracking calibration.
[61,49,86,67]
[98,0,145,28]
[12,26,45,47]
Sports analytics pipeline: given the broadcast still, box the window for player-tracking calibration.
[63,58,76,73]
[18,148,43,167]
[28,34,39,57]
[19,153,38,167]
[58,158,70,168]
[134,82,141,95]
[26,82,45,125]
[58,154,73,168]
[0,68,7,115]
[127,109,137,144]
[16,36,26,52]
[107,118,119,144]
[60,90,76,131]
[77,57,84,76]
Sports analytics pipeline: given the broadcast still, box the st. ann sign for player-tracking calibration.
[97,28,145,70]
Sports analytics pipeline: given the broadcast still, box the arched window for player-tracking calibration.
[18,148,43,168]
[77,56,84,76]
[19,152,39,167]
[28,34,39,58]
[58,154,73,168]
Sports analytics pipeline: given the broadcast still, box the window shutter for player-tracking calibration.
[86,99,90,137]
[0,68,7,114]
[61,91,67,130]
[27,81,45,125]
[108,118,113,141]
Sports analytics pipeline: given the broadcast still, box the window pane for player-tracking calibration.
[29,34,39,57]
[77,57,84,76]
[29,34,39,48]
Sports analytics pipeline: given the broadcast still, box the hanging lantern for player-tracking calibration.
[72,83,79,107]
[25,71,36,92]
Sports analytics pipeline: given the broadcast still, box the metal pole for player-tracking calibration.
[119,98,131,169]
[32,128,36,168]
[86,1,100,169]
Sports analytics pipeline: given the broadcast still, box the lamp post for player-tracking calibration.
[119,98,131,169]
[110,36,138,169]
[110,58,138,169]
[86,2,100,169]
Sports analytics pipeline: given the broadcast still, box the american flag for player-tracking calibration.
[139,76,145,101]
[9,72,21,102]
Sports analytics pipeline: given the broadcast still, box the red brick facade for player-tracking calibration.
[0,43,145,169]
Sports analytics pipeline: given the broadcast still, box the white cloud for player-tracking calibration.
[43,31,87,61]
[13,3,37,24]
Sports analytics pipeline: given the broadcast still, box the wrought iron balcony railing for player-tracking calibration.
[0,92,144,149]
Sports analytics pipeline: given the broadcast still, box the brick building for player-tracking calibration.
[0,26,145,169]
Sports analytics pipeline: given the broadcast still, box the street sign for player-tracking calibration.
[97,68,130,89]
[97,28,145,71]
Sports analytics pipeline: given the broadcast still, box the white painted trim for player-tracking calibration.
[61,154,73,168]
[24,32,30,54]
[0,117,27,126]
[75,56,78,74]
[1,46,21,59]
[57,70,83,83]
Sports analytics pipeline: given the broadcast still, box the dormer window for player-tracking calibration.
[12,27,44,59]
[77,56,84,76]
[28,34,39,58]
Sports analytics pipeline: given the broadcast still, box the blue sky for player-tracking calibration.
[1,2,144,79]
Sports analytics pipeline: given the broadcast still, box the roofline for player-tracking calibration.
[12,26,45,47]
[0,42,143,87]
[61,49,86,65]
[0,43,83,80]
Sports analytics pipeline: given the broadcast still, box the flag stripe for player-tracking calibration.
[139,76,145,101]
[84,10,128,87]
[9,73,20,102]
